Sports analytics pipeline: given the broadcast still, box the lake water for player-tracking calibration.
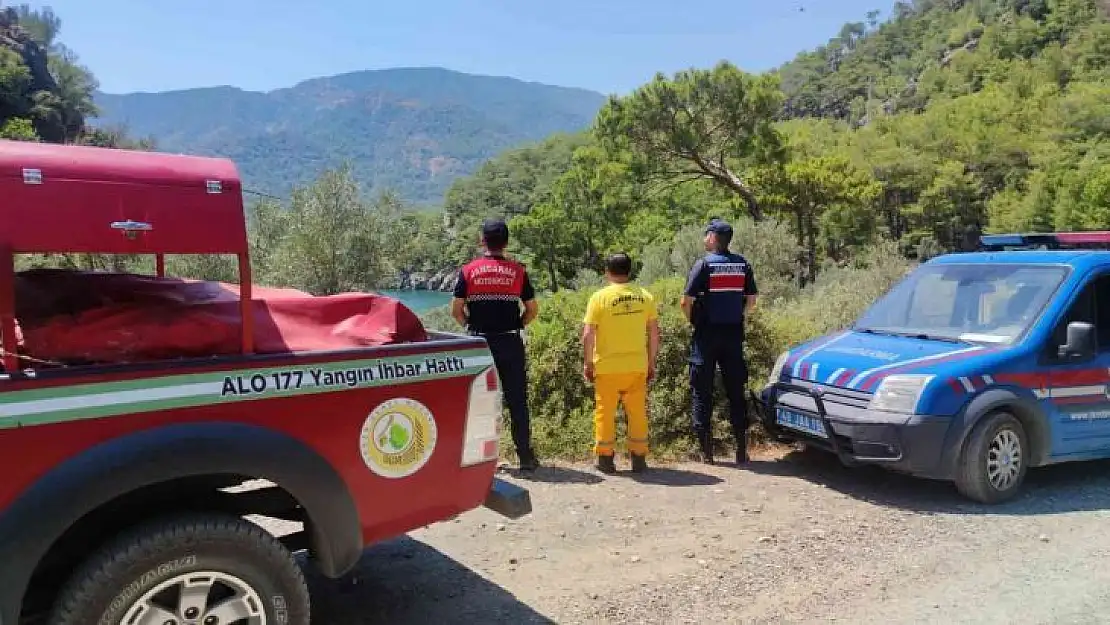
[378,289,452,312]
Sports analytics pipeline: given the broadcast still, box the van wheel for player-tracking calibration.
[955,411,1028,504]
[49,513,309,625]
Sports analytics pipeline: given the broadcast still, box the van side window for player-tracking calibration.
[1097,275,1110,349]
[1048,279,1095,360]
[1046,275,1110,359]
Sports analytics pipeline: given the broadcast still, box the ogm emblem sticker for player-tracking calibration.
[359,398,438,478]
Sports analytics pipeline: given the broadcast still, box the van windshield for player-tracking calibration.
[853,263,1068,344]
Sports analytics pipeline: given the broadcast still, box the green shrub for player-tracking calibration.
[637,215,801,304]
[636,242,673,286]
[755,240,914,369]
[726,216,804,305]
[637,277,696,454]
[571,268,605,290]
[770,239,915,336]
[419,304,461,333]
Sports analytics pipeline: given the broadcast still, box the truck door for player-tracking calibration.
[1042,272,1110,458]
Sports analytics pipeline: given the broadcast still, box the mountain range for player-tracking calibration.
[91,67,606,205]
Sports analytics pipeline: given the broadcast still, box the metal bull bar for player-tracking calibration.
[756,381,854,465]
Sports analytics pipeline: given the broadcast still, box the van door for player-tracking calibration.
[1042,272,1110,458]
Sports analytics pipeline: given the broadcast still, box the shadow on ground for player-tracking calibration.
[498,461,722,487]
[499,464,605,485]
[623,466,723,486]
[306,536,553,624]
[748,446,1110,515]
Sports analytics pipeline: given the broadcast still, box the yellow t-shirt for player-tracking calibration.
[583,282,658,375]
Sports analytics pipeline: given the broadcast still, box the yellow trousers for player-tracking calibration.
[593,371,649,457]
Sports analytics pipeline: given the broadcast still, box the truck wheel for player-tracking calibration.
[49,513,309,625]
[955,411,1028,504]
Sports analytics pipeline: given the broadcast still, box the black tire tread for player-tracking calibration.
[955,411,1027,504]
[48,512,309,625]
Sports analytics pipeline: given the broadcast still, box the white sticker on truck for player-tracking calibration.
[358,397,438,479]
[0,349,494,428]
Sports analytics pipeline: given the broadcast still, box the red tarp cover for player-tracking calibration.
[13,269,428,365]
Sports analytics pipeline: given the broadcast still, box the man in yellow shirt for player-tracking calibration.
[582,252,660,474]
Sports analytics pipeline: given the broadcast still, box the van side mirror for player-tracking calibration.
[1058,321,1096,360]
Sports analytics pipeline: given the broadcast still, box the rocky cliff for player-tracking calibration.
[395,267,457,292]
[0,7,65,142]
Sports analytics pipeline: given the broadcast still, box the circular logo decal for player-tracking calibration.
[359,398,438,478]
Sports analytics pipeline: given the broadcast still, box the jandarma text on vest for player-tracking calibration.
[468,263,520,287]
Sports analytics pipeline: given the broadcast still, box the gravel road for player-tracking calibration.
[293,446,1110,624]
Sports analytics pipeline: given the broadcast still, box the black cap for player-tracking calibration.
[705,218,733,236]
[481,218,509,247]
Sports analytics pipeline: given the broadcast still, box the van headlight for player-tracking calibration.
[868,374,934,414]
[767,351,789,385]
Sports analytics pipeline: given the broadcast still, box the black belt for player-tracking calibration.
[469,329,520,337]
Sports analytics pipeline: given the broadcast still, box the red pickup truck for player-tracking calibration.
[0,140,530,624]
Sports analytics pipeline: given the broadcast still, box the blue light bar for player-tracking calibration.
[978,231,1110,251]
[979,234,1026,247]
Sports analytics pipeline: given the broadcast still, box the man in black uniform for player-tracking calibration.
[451,219,540,471]
[680,219,758,466]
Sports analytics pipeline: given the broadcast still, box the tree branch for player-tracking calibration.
[646,173,711,198]
[690,152,763,221]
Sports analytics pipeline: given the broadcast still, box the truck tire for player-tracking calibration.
[955,411,1028,504]
[48,512,309,625]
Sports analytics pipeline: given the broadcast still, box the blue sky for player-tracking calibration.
[35,0,895,95]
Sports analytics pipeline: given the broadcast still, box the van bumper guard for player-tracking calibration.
[759,381,854,465]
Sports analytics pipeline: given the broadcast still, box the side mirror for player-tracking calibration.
[1058,321,1097,360]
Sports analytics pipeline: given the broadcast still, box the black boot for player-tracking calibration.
[597,454,616,474]
[735,443,749,466]
[697,432,715,465]
[630,453,648,473]
[518,449,540,471]
[734,427,749,466]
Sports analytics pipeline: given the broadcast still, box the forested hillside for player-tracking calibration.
[6,0,1110,459]
[442,0,1110,293]
[417,0,1110,458]
[91,68,606,204]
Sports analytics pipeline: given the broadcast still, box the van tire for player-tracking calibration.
[955,411,1028,504]
[48,512,310,625]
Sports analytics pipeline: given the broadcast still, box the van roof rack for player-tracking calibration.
[979,231,1110,251]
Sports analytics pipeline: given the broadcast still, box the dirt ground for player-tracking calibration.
[295,446,1110,624]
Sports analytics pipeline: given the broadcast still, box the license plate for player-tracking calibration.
[775,407,828,439]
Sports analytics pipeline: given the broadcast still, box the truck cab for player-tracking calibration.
[0,140,530,625]
[760,231,1110,504]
